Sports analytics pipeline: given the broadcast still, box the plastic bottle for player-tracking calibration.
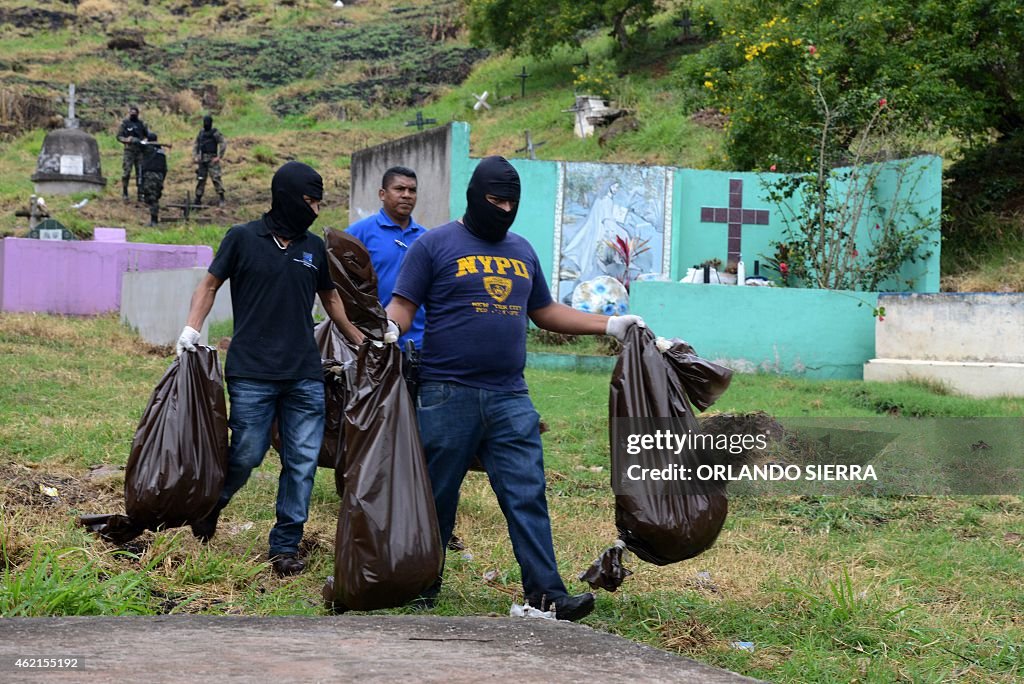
[736,257,746,286]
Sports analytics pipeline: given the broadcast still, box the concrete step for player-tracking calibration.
[864,358,1024,398]
[0,615,761,684]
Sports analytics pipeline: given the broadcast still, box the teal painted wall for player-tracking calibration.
[673,168,776,279]
[630,281,879,379]
[448,125,940,294]
[508,160,560,283]
[673,155,942,291]
[875,155,942,293]
[448,122,472,223]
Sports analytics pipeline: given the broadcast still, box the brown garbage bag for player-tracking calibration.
[80,347,228,542]
[324,228,388,342]
[321,228,443,612]
[610,326,733,566]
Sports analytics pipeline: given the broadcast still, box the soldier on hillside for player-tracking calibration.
[116,105,149,201]
[193,114,227,206]
[140,131,167,227]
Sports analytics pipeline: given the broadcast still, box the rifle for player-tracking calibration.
[120,138,173,148]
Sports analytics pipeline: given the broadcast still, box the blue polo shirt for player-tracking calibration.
[346,208,426,348]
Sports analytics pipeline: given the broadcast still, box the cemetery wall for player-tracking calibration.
[873,292,1024,363]
[0,237,212,315]
[864,293,1024,397]
[629,281,879,380]
[445,125,942,295]
[121,267,232,347]
[349,123,455,230]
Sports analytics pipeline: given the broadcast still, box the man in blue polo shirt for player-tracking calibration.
[176,161,366,577]
[346,166,426,349]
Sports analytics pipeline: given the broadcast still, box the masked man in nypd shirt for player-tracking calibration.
[386,156,644,621]
[176,161,365,578]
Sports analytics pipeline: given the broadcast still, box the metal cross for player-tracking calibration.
[472,91,491,111]
[674,10,693,38]
[515,130,546,160]
[515,66,530,98]
[405,111,437,130]
[700,178,770,267]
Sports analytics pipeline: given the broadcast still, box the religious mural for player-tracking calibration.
[555,162,670,305]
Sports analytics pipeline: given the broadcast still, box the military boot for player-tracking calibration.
[148,210,159,227]
[122,179,130,201]
[217,192,225,207]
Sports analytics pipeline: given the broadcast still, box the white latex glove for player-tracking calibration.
[176,326,200,356]
[384,319,401,344]
[605,314,646,342]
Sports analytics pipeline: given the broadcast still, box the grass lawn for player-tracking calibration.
[1,313,1021,682]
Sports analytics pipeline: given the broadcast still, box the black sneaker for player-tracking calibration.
[190,506,221,543]
[531,592,596,622]
[271,553,305,577]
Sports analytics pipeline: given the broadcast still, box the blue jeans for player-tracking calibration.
[220,378,325,557]
[416,380,569,603]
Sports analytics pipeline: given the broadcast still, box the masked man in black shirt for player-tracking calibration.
[193,114,227,206]
[116,105,148,201]
[140,132,167,227]
[177,161,366,577]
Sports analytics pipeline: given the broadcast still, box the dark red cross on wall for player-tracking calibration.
[700,178,770,267]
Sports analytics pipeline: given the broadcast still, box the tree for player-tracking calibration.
[679,0,1024,170]
[464,0,660,57]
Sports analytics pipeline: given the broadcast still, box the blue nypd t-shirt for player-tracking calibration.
[393,221,553,392]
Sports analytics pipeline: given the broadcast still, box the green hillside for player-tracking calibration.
[0,0,1021,291]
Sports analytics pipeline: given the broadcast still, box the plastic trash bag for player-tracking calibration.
[80,346,228,543]
[320,227,443,612]
[610,326,733,566]
[579,539,633,592]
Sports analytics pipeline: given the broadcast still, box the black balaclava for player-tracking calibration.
[463,155,521,242]
[129,108,139,121]
[203,115,213,131]
[265,161,322,241]
[147,131,158,142]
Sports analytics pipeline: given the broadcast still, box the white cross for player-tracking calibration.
[473,91,491,111]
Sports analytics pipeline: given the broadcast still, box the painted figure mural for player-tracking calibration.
[556,163,668,305]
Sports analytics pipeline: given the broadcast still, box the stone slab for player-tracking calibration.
[121,267,232,346]
[0,615,760,684]
[875,293,1024,363]
[864,358,1024,398]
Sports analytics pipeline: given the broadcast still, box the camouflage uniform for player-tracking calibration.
[117,115,149,199]
[193,122,227,205]
[140,143,167,226]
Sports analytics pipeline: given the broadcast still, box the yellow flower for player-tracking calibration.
[704,80,716,89]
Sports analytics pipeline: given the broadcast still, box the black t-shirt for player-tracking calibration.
[209,217,334,381]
